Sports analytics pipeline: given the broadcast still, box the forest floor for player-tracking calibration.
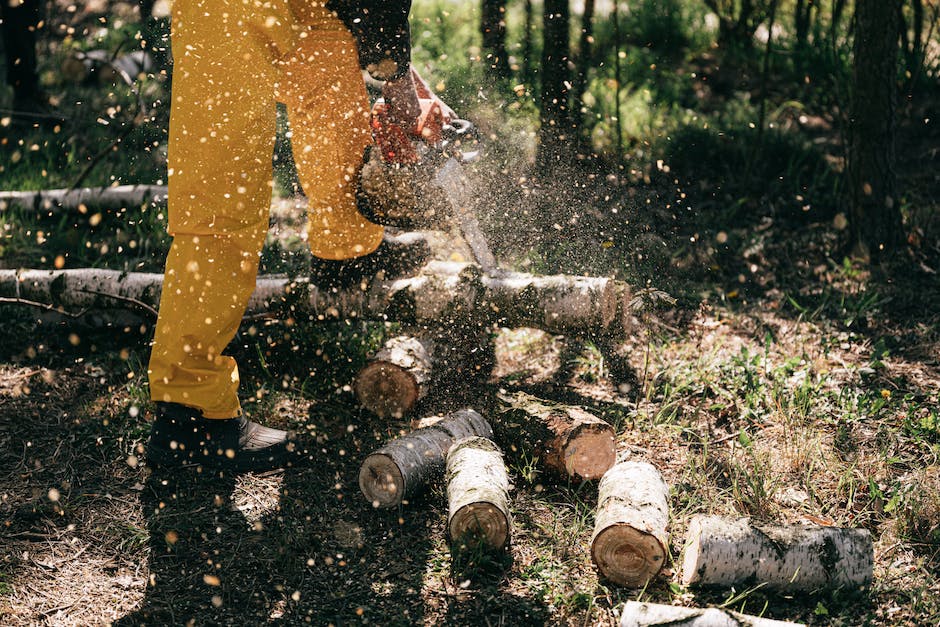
[2,3,940,626]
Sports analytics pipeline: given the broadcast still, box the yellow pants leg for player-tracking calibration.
[279,6,384,260]
[148,0,293,418]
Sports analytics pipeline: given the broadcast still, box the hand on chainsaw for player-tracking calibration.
[382,69,421,130]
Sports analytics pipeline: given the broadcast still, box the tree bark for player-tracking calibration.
[681,516,874,591]
[619,601,804,627]
[358,408,494,508]
[355,335,433,419]
[493,391,615,480]
[481,0,510,80]
[591,461,670,587]
[847,0,903,261]
[446,436,512,549]
[538,0,572,170]
[0,262,631,337]
[571,0,596,151]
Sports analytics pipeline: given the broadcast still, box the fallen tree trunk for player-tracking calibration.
[0,185,167,215]
[446,436,511,549]
[493,391,615,480]
[619,601,804,627]
[358,408,493,508]
[355,335,433,418]
[681,516,873,592]
[591,461,670,587]
[0,263,630,337]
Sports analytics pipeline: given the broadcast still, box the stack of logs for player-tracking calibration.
[1,186,876,626]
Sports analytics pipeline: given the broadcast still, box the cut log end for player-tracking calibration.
[358,453,405,508]
[354,362,420,419]
[449,502,510,549]
[563,424,617,480]
[592,524,666,588]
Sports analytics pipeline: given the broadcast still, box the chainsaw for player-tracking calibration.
[359,69,500,275]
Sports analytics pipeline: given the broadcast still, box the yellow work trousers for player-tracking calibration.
[148,0,384,418]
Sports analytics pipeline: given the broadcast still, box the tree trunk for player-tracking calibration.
[591,461,670,587]
[358,408,494,508]
[493,391,615,480]
[446,436,512,549]
[481,0,510,81]
[0,262,631,337]
[571,0,596,151]
[0,185,167,216]
[355,335,433,419]
[619,601,804,627]
[522,0,535,88]
[847,0,903,261]
[538,0,572,170]
[681,516,874,591]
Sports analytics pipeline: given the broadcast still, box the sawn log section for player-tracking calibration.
[619,601,804,627]
[0,263,631,336]
[681,516,873,592]
[358,408,493,508]
[493,391,615,480]
[446,436,512,550]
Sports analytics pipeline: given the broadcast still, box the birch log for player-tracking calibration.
[0,185,167,215]
[619,601,804,627]
[355,335,433,418]
[591,461,670,587]
[0,263,630,337]
[494,392,615,480]
[446,436,511,549]
[681,516,873,592]
[358,408,493,508]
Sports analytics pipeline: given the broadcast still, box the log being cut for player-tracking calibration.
[0,263,629,337]
[494,391,615,480]
[358,408,493,508]
[591,461,670,587]
[619,601,804,627]
[446,436,512,550]
[0,185,167,215]
[355,335,433,418]
[681,516,873,592]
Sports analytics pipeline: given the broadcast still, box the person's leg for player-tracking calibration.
[146,0,301,469]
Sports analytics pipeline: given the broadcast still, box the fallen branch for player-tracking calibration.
[446,436,511,550]
[358,408,493,508]
[0,185,167,215]
[591,461,670,587]
[0,263,631,337]
[493,391,616,480]
[619,601,804,627]
[680,516,873,592]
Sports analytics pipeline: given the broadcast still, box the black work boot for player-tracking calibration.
[309,231,431,291]
[146,402,301,472]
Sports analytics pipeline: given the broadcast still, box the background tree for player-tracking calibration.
[570,0,596,151]
[538,0,571,169]
[481,0,510,81]
[700,0,774,51]
[847,0,904,261]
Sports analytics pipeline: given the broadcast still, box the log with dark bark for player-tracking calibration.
[493,391,615,480]
[0,185,167,215]
[0,263,630,337]
[680,516,873,591]
[619,601,804,627]
[355,335,433,418]
[358,408,493,508]
[591,461,670,587]
[446,436,511,549]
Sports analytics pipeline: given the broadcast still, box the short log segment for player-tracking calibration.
[494,392,615,480]
[0,263,629,337]
[0,185,167,215]
[355,335,433,418]
[619,601,804,627]
[358,409,493,508]
[591,461,670,587]
[446,436,511,549]
[681,516,873,592]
